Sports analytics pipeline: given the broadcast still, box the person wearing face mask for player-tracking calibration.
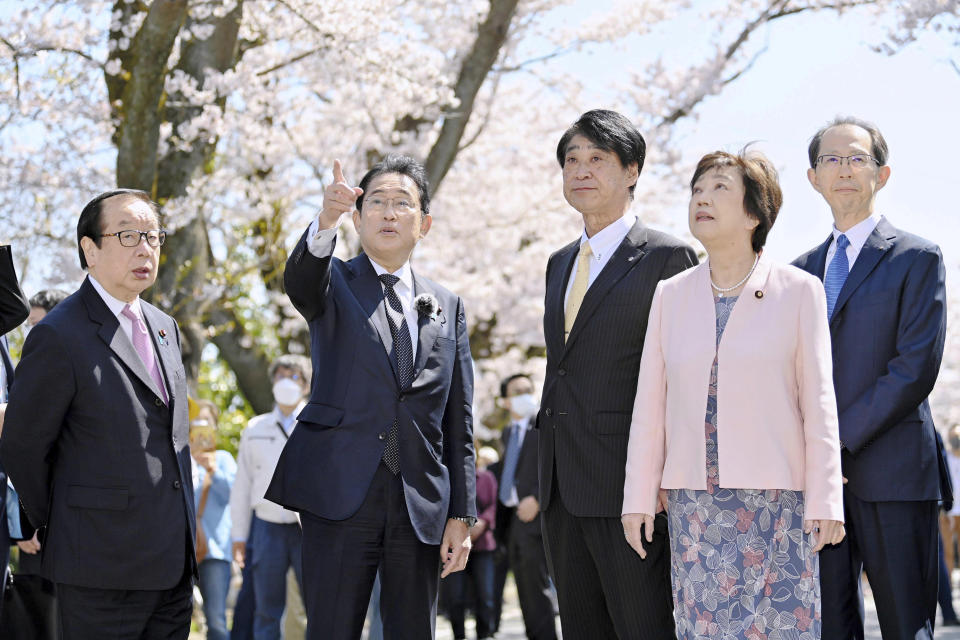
[496,374,558,640]
[189,399,237,640]
[229,354,310,640]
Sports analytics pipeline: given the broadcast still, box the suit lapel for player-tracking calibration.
[345,255,399,383]
[809,234,832,280]
[82,279,165,401]
[564,220,648,352]
[831,218,896,323]
[412,274,442,380]
[545,240,579,356]
[141,304,176,405]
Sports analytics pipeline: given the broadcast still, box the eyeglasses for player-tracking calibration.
[364,196,418,214]
[100,229,167,248]
[816,154,878,170]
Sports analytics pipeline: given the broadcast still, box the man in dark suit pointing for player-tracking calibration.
[266,155,476,639]
[539,109,697,638]
[0,190,195,638]
[794,117,947,640]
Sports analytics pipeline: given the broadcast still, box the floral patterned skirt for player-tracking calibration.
[666,488,820,640]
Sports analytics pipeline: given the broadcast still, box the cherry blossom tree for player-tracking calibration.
[1,0,900,423]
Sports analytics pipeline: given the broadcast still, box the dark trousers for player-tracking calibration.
[938,533,958,623]
[509,516,557,640]
[56,569,192,640]
[249,516,303,640]
[444,550,496,639]
[491,547,509,632]
[820,493,938,640]
[300,462,441,640]
[541,482,674,640]
[230,524,256,640]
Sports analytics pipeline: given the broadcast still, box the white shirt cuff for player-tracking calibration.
[306,218,340,258]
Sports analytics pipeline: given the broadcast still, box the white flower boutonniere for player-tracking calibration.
[415,293,441,321]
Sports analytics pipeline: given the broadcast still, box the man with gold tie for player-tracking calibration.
[538,110,697,639]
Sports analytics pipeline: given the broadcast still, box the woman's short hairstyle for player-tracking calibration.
[194,399,220,427]
[690,149,782,253]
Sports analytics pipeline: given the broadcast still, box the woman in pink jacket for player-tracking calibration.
[622,149,844,639]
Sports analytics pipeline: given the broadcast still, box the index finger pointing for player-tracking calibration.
[333,158,347,185]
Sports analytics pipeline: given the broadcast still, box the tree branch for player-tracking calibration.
[424,0,521,193]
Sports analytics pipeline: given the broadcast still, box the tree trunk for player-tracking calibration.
[424,0,520,192]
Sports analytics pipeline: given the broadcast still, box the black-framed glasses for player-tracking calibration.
[816,154,878,170]
[100,229,167,248]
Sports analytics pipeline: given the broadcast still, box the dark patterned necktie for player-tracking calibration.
[379,274,413,474]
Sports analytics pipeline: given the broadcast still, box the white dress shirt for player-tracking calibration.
[306,221,419,350]
[563,213,637,308]
[88,275,166,395]
[230,404,306,540]
[825,212,881,272]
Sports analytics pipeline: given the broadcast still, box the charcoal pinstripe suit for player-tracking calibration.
[538,220,696,638]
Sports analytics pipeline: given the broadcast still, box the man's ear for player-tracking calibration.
[876,165,891,191]
[806,167,822,194]
[80,236,97,269]
[626,162,639,190]
[352,209,362,233]
[418,214,433,239]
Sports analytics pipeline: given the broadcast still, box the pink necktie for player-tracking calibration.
[121,304,168,404]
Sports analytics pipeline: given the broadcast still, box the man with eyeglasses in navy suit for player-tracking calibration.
[794,117,947,640]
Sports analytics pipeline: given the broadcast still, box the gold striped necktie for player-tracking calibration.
[564,242,593,342]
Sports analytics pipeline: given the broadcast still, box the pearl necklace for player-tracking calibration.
[710,253,760,297]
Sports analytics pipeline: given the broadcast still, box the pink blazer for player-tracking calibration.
[622,257,844,522]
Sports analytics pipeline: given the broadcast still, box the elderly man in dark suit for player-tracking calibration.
[496,373,557,640]
[0,190,196,639]
[266,155,476,639]
[538,109,697,638]
[0,243,30,623]
[794,117,947,640]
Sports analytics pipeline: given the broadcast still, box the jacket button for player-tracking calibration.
[545,408,553,417]
[398,394,405,402]
[378,432,387,441]
[155,397,163,406]
[558,368,566,376]
[172,480,182,490]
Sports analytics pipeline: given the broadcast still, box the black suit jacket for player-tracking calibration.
[539,221,697,517]
[502,419,540,506]
[266,231,476,545]
[0,277,195,589]
[793,217,946,502]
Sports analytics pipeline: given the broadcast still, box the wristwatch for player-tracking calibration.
[452,516,477,528]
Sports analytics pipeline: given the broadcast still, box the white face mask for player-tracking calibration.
[272,378,303,407]
[508,393,538,419]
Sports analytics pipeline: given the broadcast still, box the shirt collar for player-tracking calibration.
[273,402,306,432]
[832,212,880,255]
[88,275,143,320]
[580,213,636,261]
[367,256,414,293]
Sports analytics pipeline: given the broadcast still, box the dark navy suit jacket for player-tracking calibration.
[266,231,477,545]
[0,244,29,615]
[793,217,946,502]
[0,277,196,589]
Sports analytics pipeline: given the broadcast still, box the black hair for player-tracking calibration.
[500,373,532,398]
[29,289,70,313]
[76,189,160,269]
[556,109,646,196]
[356,155,430,217]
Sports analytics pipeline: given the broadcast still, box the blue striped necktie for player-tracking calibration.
[824,234,850,319]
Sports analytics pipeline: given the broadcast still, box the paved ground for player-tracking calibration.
[191,575,960,639]
[433,577,960,640]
